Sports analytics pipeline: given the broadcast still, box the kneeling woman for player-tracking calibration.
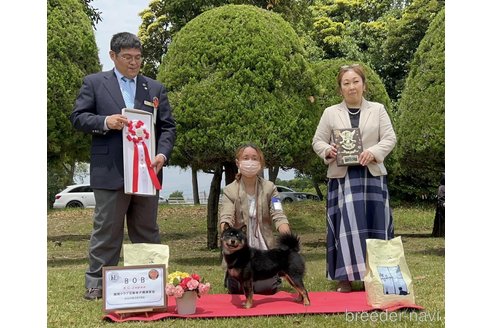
[219,143,291,294]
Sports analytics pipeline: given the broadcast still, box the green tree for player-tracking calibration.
[392,8,444,202]
[159,5,316,248]
[138,0,319,205]
[80,0,102,28]
[275,176,315,193]
[302,59,393,199]
[169,191,185,199]
[309,0,446,105]
[380,0,444,100]
[47,0,100,207]
[310,0,400,60]
[138,0,317,79]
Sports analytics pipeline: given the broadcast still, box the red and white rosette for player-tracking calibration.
[126,120,161,193]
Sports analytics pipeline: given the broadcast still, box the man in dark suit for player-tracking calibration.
[70,32,176,300]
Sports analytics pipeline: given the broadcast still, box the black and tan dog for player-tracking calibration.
[221,223,311,308]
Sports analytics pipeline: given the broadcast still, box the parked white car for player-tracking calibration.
[53,184,96,208]
[53,184,167,208]
[276,185,321,204]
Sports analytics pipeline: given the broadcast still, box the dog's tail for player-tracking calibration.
[277,234,301,252]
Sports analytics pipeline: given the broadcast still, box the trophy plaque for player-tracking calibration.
[332,128,363,166]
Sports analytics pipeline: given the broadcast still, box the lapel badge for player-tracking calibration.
[144,100,153,107]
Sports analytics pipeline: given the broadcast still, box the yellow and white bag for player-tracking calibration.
[364,237,415,308]
[123,243,169,266]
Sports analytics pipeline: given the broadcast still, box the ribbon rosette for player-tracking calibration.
[126,120,161,193]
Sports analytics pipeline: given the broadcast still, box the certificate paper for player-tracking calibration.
[122,108,159,196]
[103,265,167,312]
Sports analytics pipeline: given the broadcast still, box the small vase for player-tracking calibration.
[176,290,197,315]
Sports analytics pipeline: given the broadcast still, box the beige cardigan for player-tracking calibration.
[219,176,289,249]
[312,99,396,178]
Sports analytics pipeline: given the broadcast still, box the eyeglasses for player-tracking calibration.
[118,54,143,63]
[340,64,360,70]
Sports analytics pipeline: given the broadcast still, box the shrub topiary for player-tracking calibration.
[393,8,445,201]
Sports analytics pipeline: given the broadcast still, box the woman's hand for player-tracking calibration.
[359,150,375,166]
[278,223,291,234]
[325,143,338,159]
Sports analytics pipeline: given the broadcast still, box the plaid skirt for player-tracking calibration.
[326,166,394,281]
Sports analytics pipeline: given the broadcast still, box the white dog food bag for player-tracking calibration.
[123,243,169,266]
[364,236,415,308]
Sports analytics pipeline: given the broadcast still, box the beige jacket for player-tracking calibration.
[219,176,289,249]
[312,99,396,178]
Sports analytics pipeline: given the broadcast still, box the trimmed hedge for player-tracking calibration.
[47,0,100,206]
[393,8,445,201]
[158,4,316,170]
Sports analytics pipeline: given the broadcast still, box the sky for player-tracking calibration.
[92,0,149,71]
[90,0,294,200]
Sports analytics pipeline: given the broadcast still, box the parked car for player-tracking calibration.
[54,184,168,208]
[53,184,95,208]
[276,185,321,204]
[303,193,321,201]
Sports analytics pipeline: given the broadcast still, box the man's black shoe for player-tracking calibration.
[84,288,102,300]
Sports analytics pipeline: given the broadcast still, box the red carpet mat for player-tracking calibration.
[103,291,424,322]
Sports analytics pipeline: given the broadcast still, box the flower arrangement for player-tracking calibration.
[165,271,210,298]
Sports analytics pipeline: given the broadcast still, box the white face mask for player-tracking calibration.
[239,160,260,178]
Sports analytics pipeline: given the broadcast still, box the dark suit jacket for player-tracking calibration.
[70,70,176,190]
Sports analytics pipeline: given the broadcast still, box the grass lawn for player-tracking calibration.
[47,202,444,327]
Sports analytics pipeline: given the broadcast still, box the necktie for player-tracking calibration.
[121,77,135,108]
